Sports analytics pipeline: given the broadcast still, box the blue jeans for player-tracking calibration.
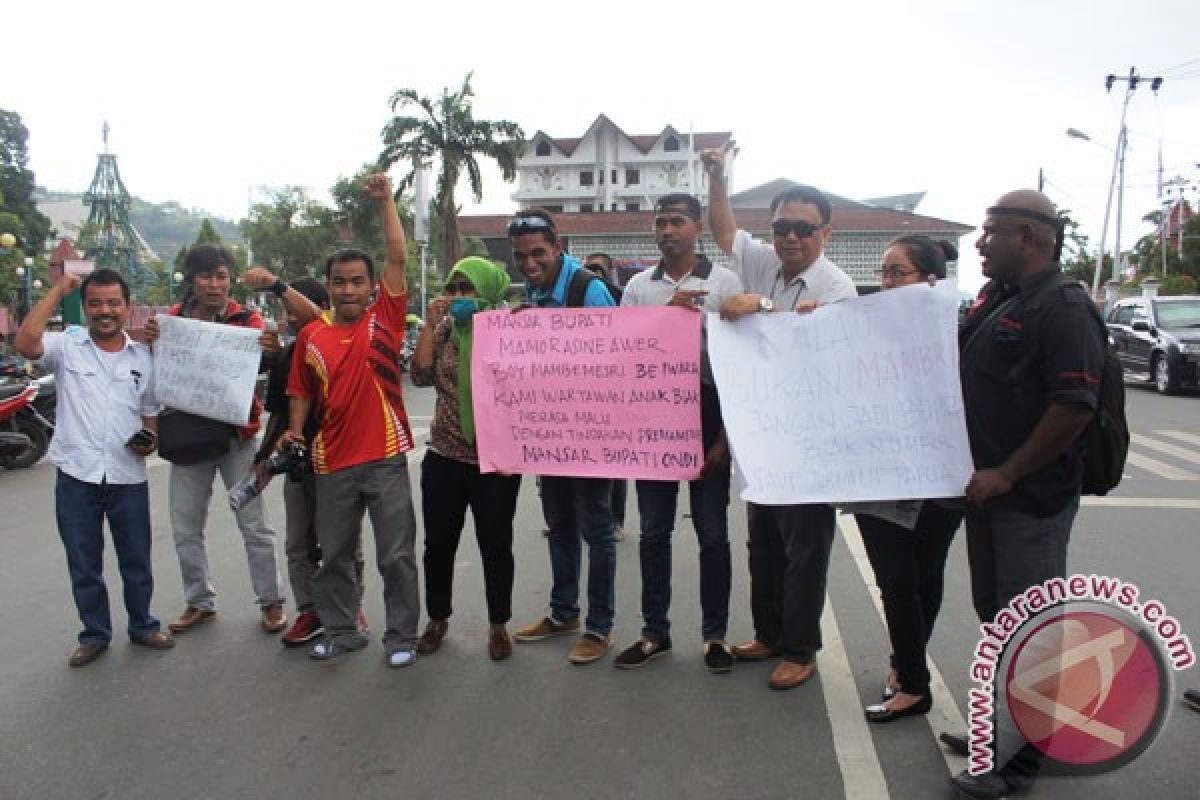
[541,475,616,636]
[636,465,731,642]
[55,470,160,647]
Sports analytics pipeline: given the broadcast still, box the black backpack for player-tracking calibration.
[564,268,621,307]
[1013,276,1129,496]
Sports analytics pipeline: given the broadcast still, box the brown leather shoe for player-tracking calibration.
[732,640,779,661]
[132,630,176,650]
[261,604,287,633]
[417,618,449,655]
[769,660,817,690]
[168,607,216,633]
[488,628,512,661]
[68,643,107,667]
[568,633,611,665]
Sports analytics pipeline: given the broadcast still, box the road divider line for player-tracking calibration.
[838,515,966,776]
[1157,430,1200,448]
[1124,451,1199,480]
[1081,496,1200,509]
[820,593,892,800]
[1132,433,1200,466]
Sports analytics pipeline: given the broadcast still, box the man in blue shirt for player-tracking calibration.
[508,210,619,665]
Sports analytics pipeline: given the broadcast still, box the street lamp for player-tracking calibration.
[1066,127,1123,301]
[14,257,35,323]
[169,270,184,302]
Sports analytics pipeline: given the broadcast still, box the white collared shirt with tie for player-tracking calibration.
[37,327,160,485]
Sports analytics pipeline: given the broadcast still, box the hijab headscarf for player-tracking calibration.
[446,257,510,444]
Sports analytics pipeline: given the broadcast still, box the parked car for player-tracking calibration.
[1106,295,1200,394]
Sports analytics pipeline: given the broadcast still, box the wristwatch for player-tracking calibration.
[270,279,288,299]
[758,296,775,313]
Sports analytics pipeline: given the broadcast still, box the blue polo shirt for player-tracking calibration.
[528,254,616,308]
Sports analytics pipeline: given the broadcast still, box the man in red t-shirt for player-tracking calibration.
[284,173,420,667]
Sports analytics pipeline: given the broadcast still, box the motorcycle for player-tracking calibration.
[0,380,54,470]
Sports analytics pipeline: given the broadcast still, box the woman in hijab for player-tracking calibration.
[854,235,965,723]
[410,257,522,661]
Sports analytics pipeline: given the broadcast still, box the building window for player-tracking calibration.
[625,203,640,212]
[611,203,618,211]
[599,170,604,185]
[611,169,618,184]
[543,205,563,213]
[580,203,593,213]
[535,141,551,156]
[625,169,640,186]
[664,136,680,152]
[580,170,593,187]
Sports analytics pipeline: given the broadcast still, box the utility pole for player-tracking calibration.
[1101,68,1163,293]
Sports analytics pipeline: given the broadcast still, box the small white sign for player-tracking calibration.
[153,314,261,425]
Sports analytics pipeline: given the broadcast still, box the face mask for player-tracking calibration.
[450,297,480,325]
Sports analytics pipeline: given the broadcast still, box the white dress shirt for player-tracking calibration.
[731,229,858,307]
[37,327,160,484]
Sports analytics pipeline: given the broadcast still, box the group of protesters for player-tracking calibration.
[15,144,1113,799]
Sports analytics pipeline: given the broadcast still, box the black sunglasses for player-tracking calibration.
[445,281,474,295]
[507,215,555,236]
[771,219,824,239]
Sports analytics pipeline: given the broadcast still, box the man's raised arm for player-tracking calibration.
[14,272,81,360]
[701,146,736,255]
[365,172,407,295]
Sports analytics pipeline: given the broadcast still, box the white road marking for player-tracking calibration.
[838,515,966,776]
[1132,433,1200,467]
[1156,430,1200,448]
[1124,451,1199,480]
[820,594,892,799]
[1081,496,1200,510]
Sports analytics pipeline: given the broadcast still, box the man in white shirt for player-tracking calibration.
[613,193,744,674]
[15,269,173,667]
[702,148,857,690]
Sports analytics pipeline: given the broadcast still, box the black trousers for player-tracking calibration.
[747,502,836,664]
[855,502,963,696]
[420,450,521,625]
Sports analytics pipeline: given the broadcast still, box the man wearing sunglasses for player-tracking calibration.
[508,210,621,666]
[700,148,856,692]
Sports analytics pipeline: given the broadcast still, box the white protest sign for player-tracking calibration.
[153,314,261,425]
[709,283,974,504]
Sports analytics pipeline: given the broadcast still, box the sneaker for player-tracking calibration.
[308,634,368,661]
[281,611,324,647]
[568,632,612,665]
[513,616,581,642]
[357,608,369,634]
[614,637,672,670]
[704,641,734,674]
[387,647,417,668]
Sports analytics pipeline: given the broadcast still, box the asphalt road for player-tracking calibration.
[0,380,1197,800]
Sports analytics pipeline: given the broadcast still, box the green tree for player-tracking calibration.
[194,218,222,244]
[239,186,339,280]
[0,110,54,257]
[377,72,523,275]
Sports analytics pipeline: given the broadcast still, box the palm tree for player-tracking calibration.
[377,72,524,273]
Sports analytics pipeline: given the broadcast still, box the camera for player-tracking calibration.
[265,440,309,480]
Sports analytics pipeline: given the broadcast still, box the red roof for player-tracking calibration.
[461,207,972,237]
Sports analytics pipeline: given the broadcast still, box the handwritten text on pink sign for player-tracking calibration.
[471,307,703,479]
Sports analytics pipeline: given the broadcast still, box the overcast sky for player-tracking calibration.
[4,0,1199,290]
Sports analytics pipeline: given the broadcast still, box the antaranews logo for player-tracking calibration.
[967,574,1194,776]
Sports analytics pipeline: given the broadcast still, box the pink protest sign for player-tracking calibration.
[471,306,703,479]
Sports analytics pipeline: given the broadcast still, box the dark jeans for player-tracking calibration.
[966,495,1078,790]
[421,450,521,624]
[611,480,628,527]
[541,475,616,636]
[55,470,160,647]
[856,502,963,695]
[636,463,731,642]
[747,502,835,664]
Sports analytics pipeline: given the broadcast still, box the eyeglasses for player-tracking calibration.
[507,215,555,236]
[771,219,824,239]
[878,265,919,281]
[445,281,474,295]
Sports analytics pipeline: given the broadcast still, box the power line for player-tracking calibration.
[1156,55,1200,75]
